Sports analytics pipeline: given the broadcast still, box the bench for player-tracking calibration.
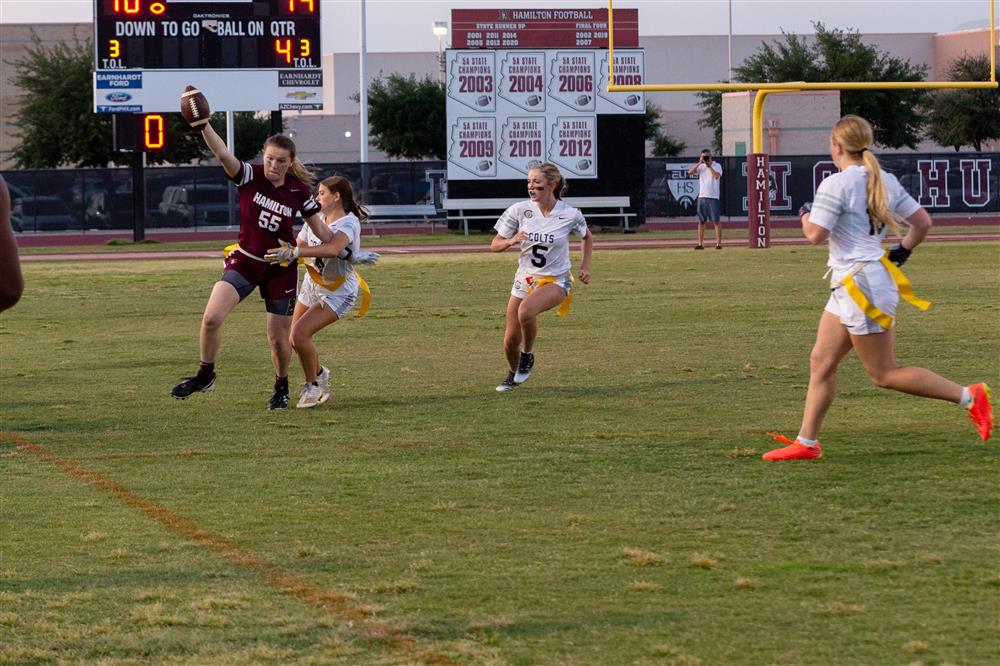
[363,203,440,234]
[443,196,635,235]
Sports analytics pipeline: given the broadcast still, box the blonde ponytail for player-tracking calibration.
[860,150,903,236]
[831,115,903,235]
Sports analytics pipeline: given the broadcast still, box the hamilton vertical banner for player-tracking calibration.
[748,153,771,248]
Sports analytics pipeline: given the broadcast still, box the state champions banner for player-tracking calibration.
[446,48,644,181]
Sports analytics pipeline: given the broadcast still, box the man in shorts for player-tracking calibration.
[687,149,722,249]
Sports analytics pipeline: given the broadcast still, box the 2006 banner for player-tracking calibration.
[446,48,644,180]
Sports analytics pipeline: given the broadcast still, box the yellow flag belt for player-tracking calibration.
[223,244,370,317]
[526,273,574,317]
[839,253,931,329]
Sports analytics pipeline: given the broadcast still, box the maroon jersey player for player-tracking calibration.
[172,116,333,409]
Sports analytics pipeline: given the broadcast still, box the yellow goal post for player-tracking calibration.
[606,0,998,151]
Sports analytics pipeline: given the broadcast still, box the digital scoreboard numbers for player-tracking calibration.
[93,0,324,114]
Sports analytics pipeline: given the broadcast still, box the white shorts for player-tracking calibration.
[510,270,572,300]
[297,275,357,319]
[825,261,899,335]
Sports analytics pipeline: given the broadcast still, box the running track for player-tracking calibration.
[20,232,1000,262]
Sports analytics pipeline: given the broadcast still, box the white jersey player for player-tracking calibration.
[761,115,992,462]
[264,175,379,409]
[490,163,594,392]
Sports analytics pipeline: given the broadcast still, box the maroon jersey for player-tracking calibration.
[229,161,320,258]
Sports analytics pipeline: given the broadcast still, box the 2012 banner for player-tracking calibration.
[446,48,644,180]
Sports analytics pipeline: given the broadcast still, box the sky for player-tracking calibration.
[1,0,996,53]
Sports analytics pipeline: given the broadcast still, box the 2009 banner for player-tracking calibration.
[446,48,644,180]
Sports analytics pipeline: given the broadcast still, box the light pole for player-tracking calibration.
[433,21,448,85]
[727,0,733,83]
[360,0,369,163]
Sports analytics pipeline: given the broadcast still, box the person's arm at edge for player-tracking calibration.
[0,176,24,312]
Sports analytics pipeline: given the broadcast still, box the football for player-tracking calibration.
[180,85,210,128]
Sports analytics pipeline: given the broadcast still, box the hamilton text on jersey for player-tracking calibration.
[253,191,293,218]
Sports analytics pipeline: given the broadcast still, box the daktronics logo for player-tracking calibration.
[105,92,133,102]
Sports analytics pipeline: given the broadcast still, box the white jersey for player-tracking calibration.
[494,199,589,277]
[695,162,722,199]
[297,212,361,294]
[810,165,920,272]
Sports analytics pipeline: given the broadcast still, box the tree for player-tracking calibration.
[365,74,446,159]
[10,32,123,168]
[644,102,686,156]
[644,103,663,141]
[651,135,687,157]
[923,55,1000,152]
[696,23,928,153]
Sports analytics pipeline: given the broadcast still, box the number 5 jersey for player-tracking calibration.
[494,199,589,276]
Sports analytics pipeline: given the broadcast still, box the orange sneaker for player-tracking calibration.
[762,432,823,461]
[967,383,993,442]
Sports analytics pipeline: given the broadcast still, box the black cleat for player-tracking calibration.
[268,383,290,410]
[172,374,215,399]
[496,371,517,392]
[513,351,534,385]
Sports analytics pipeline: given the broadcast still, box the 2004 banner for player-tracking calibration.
[445,48,644,180]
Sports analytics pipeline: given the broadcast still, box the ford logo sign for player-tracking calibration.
[105,92,132,102]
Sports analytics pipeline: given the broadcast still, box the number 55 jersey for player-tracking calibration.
[494,199,589,276]
[229,161,321,259]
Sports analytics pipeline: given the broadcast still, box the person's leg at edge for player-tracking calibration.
[850,327,962,403]
[517,283,566,353]
[797,312,854,441]
[503,295,524,371]
[290,303,339,383]
[199,280,242,366]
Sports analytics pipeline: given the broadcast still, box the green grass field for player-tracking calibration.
[2,242,998,665]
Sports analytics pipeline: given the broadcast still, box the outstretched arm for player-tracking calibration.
[299,230,351,259]
[200,123,241,179]
[302,212,334,243]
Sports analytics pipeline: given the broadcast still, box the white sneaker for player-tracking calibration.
[316,365,331,393]
[513,352,534,384]
[296,382,329,409]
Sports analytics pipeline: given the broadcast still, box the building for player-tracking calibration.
[0,23,996,167]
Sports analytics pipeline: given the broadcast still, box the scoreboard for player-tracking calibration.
[451,8,638,49]
[93,0,323,113]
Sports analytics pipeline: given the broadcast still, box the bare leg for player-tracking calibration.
[266,313,293,378]
[798,312,854,441]
[290,303,339,383]
[697,222,705,246]
[851,328,963,403]
[713,222,722,247]
[517,283,567,353]
[199,281,241,364]
[502,295,524,371]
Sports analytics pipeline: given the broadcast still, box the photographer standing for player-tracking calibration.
[687,149,723,249]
